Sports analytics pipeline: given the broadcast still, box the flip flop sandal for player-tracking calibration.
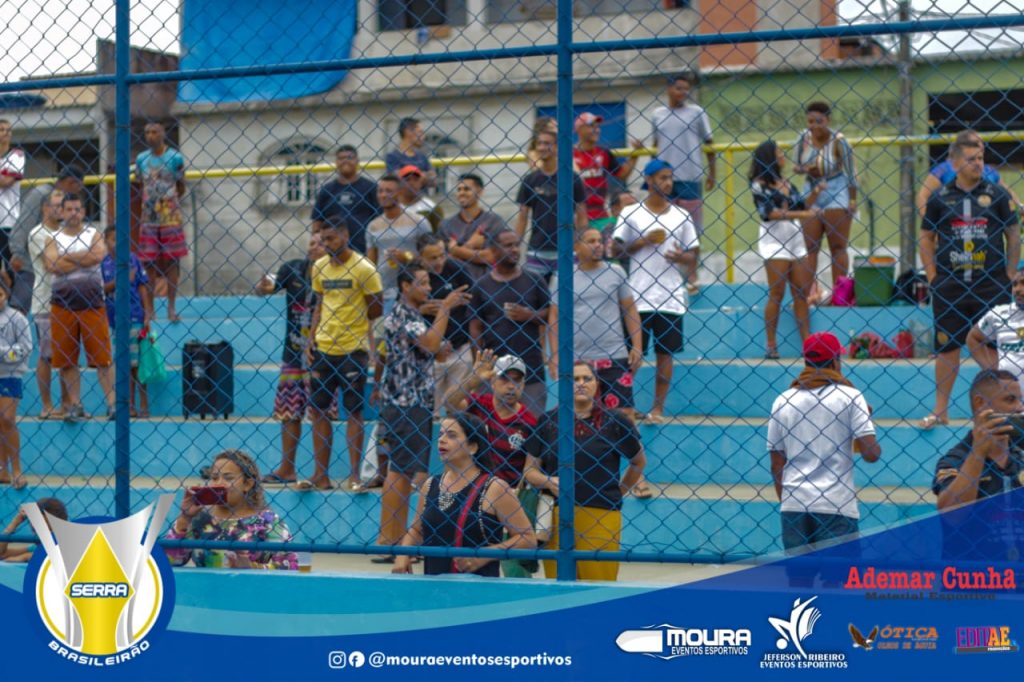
[261,473,297,486]
[633,482,654,499]
[918,414,949,430]
[296,479,336,492]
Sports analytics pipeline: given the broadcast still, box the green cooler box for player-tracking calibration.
[854,256,896,306]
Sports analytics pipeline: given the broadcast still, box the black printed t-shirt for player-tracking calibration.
[274,258,314,368]
[923,180,1018,290]
[470,270,550,384]
[516,169,585,252]
[535,408,642,512]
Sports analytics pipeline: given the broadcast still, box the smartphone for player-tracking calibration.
[189,486,227,506]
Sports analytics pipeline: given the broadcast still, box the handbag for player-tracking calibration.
[137,327,169,385]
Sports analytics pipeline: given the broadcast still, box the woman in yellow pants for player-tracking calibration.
[538,362,646,581]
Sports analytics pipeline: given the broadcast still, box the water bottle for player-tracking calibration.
[907,318,932,359]
[296,551,312,573]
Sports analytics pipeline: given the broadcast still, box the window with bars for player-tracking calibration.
[261,141,327,208]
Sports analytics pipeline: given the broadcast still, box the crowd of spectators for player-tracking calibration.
[3,71,1023,582]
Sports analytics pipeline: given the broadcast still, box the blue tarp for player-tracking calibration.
[178,0,357,104]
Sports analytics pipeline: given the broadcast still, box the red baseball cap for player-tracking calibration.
[574,112,603,130]
[398,164,424,178]
[802,332,845,363]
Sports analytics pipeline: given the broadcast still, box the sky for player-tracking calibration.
[1,0,1023,84]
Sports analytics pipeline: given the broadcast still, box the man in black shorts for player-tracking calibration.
[304,220,383,491]
[374,263,470,562]
[920,139,1020,429]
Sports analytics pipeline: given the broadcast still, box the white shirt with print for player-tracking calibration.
[612,201,699,315]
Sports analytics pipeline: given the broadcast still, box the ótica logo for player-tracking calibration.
[22,495,176,666]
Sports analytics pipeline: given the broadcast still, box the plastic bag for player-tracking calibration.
[138,329,169,385]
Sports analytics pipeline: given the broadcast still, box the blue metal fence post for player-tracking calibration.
[114,0,132,518]
[555,0,576,581]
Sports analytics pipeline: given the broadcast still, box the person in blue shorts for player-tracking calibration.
[0,279,31,489]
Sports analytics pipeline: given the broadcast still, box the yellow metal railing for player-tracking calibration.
[26,131,1024,284]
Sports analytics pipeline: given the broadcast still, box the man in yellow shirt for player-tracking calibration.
[303,219,383,491]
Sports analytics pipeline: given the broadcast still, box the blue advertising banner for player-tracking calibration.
[1,490,1021,681]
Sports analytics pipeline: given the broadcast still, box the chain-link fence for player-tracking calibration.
[2,0,1024,581]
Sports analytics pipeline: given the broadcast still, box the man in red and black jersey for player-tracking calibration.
[920,139,1021,429]
[573,112,642,237]
[445,349,553,577]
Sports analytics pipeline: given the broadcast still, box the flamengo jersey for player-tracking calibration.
[923,179,1017,287]
[976,302,1024,381]
[0,148,25,227]
[466,393,539,487]
[573,146,622,220]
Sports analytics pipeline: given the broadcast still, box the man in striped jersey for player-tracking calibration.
[445,350,553,577]
[969,269,1024,382]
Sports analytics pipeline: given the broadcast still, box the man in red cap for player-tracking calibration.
[397,164,443,231]
[572,112,643,238]
[767,331,881,582]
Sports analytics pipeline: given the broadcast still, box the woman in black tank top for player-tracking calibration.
[393,413,536,577]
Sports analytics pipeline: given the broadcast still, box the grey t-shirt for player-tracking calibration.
[438,209,505,279]
[651,103,713,183]
[551,262,631,361]
[367,210,431,295]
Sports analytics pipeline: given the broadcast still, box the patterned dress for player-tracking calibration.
[164,508,298,570]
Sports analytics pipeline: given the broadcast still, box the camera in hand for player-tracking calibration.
[993,413,1024,447]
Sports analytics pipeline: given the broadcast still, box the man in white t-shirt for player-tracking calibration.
[0,119,25,279]
[968,269,1024,380]
[27,190,66,418]
[650,73,714,291]
[611,159,698,423]
[767,332,880,582]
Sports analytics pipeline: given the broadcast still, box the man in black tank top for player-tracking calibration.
[920,139,1020,429]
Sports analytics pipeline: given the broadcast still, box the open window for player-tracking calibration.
[928,89,1024,167]
[378,0,467,31]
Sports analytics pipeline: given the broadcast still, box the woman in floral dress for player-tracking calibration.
[165,449,298,570]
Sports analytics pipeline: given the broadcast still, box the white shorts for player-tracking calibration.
[758,220,807,261]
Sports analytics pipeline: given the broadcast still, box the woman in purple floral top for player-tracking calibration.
[165,450,298,570]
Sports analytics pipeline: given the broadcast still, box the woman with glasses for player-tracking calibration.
[536,362,646,581]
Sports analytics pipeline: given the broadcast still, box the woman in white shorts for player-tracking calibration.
[750,140,825,359]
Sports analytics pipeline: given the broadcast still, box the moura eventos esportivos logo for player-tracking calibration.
[24,495,175,666]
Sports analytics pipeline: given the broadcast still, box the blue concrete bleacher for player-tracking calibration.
[8,285,953,560]
[0,483,934,558]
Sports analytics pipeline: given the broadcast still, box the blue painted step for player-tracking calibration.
[15,357,973,421]
[0,483,934,559]
[15,420,963,490]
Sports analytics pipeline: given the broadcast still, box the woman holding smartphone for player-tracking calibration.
[165,449,298,570]
[749,139,824,358]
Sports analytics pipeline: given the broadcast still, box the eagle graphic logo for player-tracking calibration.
[849,623,879,651]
